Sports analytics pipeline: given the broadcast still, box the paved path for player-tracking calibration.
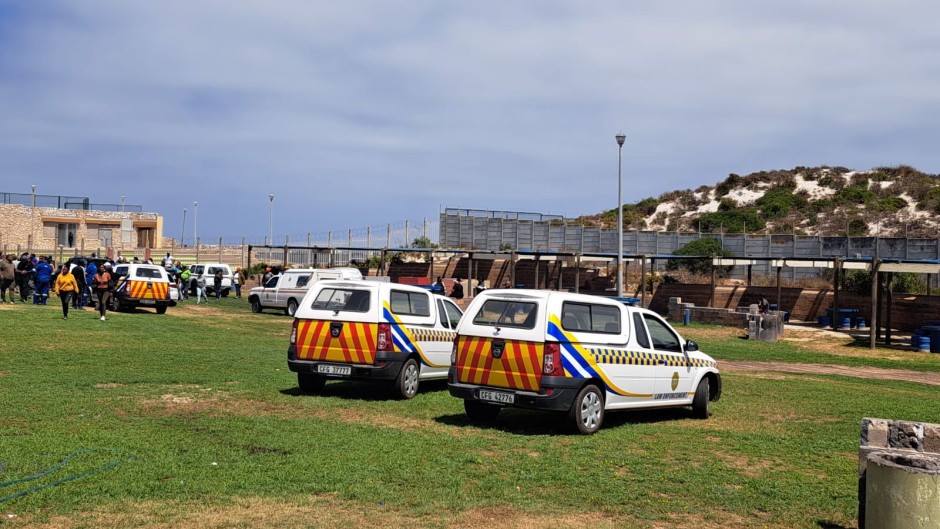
[721,360,940,386]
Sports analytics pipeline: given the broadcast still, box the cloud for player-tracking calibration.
[1,1,939,241]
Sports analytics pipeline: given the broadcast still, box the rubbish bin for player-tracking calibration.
[911,335,931,352]
[865,451,940,528]
[683,308,691,326]
[818,315,831,327]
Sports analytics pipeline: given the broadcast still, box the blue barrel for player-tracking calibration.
[854,317,867,329]
[683,308,691,326]
[912,335,931,352]
[818,315,831,327]
[839,316,852,330]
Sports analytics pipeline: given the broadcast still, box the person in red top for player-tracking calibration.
[94,264,114,321]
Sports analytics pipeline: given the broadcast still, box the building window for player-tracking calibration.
[55,223,78,247]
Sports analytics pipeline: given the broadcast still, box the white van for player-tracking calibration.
[288,280,464,399]
[250,268,344,316]
[448,290,721,434]
[188,263,233,297]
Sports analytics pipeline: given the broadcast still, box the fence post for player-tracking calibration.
[241,237,246,268]
[196,238,200,261]
[405,220,409,246]
[218,237,223,262]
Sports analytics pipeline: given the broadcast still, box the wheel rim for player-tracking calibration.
[580,391,601,430]
[288,302,297,316]
[403,363,418,396]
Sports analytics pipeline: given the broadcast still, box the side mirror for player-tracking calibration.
[685,340,698,352]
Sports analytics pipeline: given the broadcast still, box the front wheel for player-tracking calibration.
[395,358,419,399]
[250,299,263,313]
[692,378,711,419]
[298,373,325,394]
[569,384,604,435]
[464,399,501,423]
[286,299,298,317]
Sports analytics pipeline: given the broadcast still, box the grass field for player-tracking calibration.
[1,299,938,528]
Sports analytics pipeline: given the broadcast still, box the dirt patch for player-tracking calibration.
[722,361,940,386]
[95,383,125,388]
[712,450,773,478]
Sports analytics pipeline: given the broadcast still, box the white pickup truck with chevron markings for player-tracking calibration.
[287,280,464,399]
[448,290,722,434]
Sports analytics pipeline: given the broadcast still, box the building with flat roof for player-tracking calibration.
[0,192,163,254]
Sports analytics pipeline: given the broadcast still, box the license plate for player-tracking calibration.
[317,364,351,376]
[140,299,155,305]
[478,390,514,404]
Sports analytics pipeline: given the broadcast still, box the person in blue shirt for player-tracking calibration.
[33,256,53,305]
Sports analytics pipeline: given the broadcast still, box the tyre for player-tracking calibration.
[156,305,167,314]
[222,289,230,298]
[286,299,298,317]
[297,373,325,394]
[250,299,263,313]
[394,358,420,399]
[464,399,501,423]
[692,377,711,419]
[569,384,604,435]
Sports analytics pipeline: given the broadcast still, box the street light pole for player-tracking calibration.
[121,195,125,213]
[616,132,626,298]
[268,194,275,246]
[181,208,187,247]
[30,184,36,250]
[193,201,198,249]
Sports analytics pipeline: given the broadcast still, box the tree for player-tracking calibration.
[666,238,732,276]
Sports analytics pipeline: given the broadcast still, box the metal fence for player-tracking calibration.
[0,192,142,212]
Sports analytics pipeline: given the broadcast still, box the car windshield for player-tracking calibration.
[473,299,538,329]
[311,288,370,312]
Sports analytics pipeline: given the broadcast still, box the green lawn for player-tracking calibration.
[0,300,938,528]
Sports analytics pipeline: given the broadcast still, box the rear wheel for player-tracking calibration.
[156,305,167,314]
[222,289,230,298]
[692,378,711,419]
[395,358,420,399]
[297,373,325,394]
[250,299,263,313]
[569,384,604,435]
[464,400,501,423]
[286,299,298,317]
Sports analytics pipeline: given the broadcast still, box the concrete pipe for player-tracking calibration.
[865,451,940,528]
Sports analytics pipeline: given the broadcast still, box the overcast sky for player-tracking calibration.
[2,1,939,243]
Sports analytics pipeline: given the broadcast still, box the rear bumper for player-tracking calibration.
[447,369,584,412]
[287,347,405,381]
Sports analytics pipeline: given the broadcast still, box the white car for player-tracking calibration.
[188,263,233,297]
[448,290,722,434]
[288,280,464,399]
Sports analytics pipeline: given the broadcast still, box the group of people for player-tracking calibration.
[0,252,116,320]
[158,253,245,304]
[429,276,492,299]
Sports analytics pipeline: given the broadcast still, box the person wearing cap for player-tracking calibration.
[94,263,113,320]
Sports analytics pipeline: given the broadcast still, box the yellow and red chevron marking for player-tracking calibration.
[455,336,544,391]
[126,281,168,300]
[294,320,378,364]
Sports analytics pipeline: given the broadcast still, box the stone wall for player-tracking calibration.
[0,204,162,252]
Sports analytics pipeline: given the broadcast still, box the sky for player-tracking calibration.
[2,1,940,244]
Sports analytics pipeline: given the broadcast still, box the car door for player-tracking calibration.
[263,275,279,305]
[643,313,696,401]
[388,289,451,377]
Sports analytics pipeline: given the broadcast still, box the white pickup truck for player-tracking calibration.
[249,268,361,316]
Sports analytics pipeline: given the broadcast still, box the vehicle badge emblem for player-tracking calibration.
[671,372,679,391]
[492,341,504,359]
[330,323,343,338]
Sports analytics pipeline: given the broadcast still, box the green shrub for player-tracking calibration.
[666,238,732,276]
[694,209,765,233]
[756,187,808,219]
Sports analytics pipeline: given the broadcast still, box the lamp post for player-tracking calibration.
[615,132,626,298]
[30,184,36,250]
[181,208,187,247]
[193,201,198,249]
[121,195,125,213]
[268,194,275,246]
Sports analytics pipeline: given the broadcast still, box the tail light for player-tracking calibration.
[290,319,298,345]
[542,342,563,376]
[377,323,393,352]
[451,336,459,365]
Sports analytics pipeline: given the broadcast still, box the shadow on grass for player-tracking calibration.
[279,379,449,401]
[816,522,853,529]
[435,405,697,436]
